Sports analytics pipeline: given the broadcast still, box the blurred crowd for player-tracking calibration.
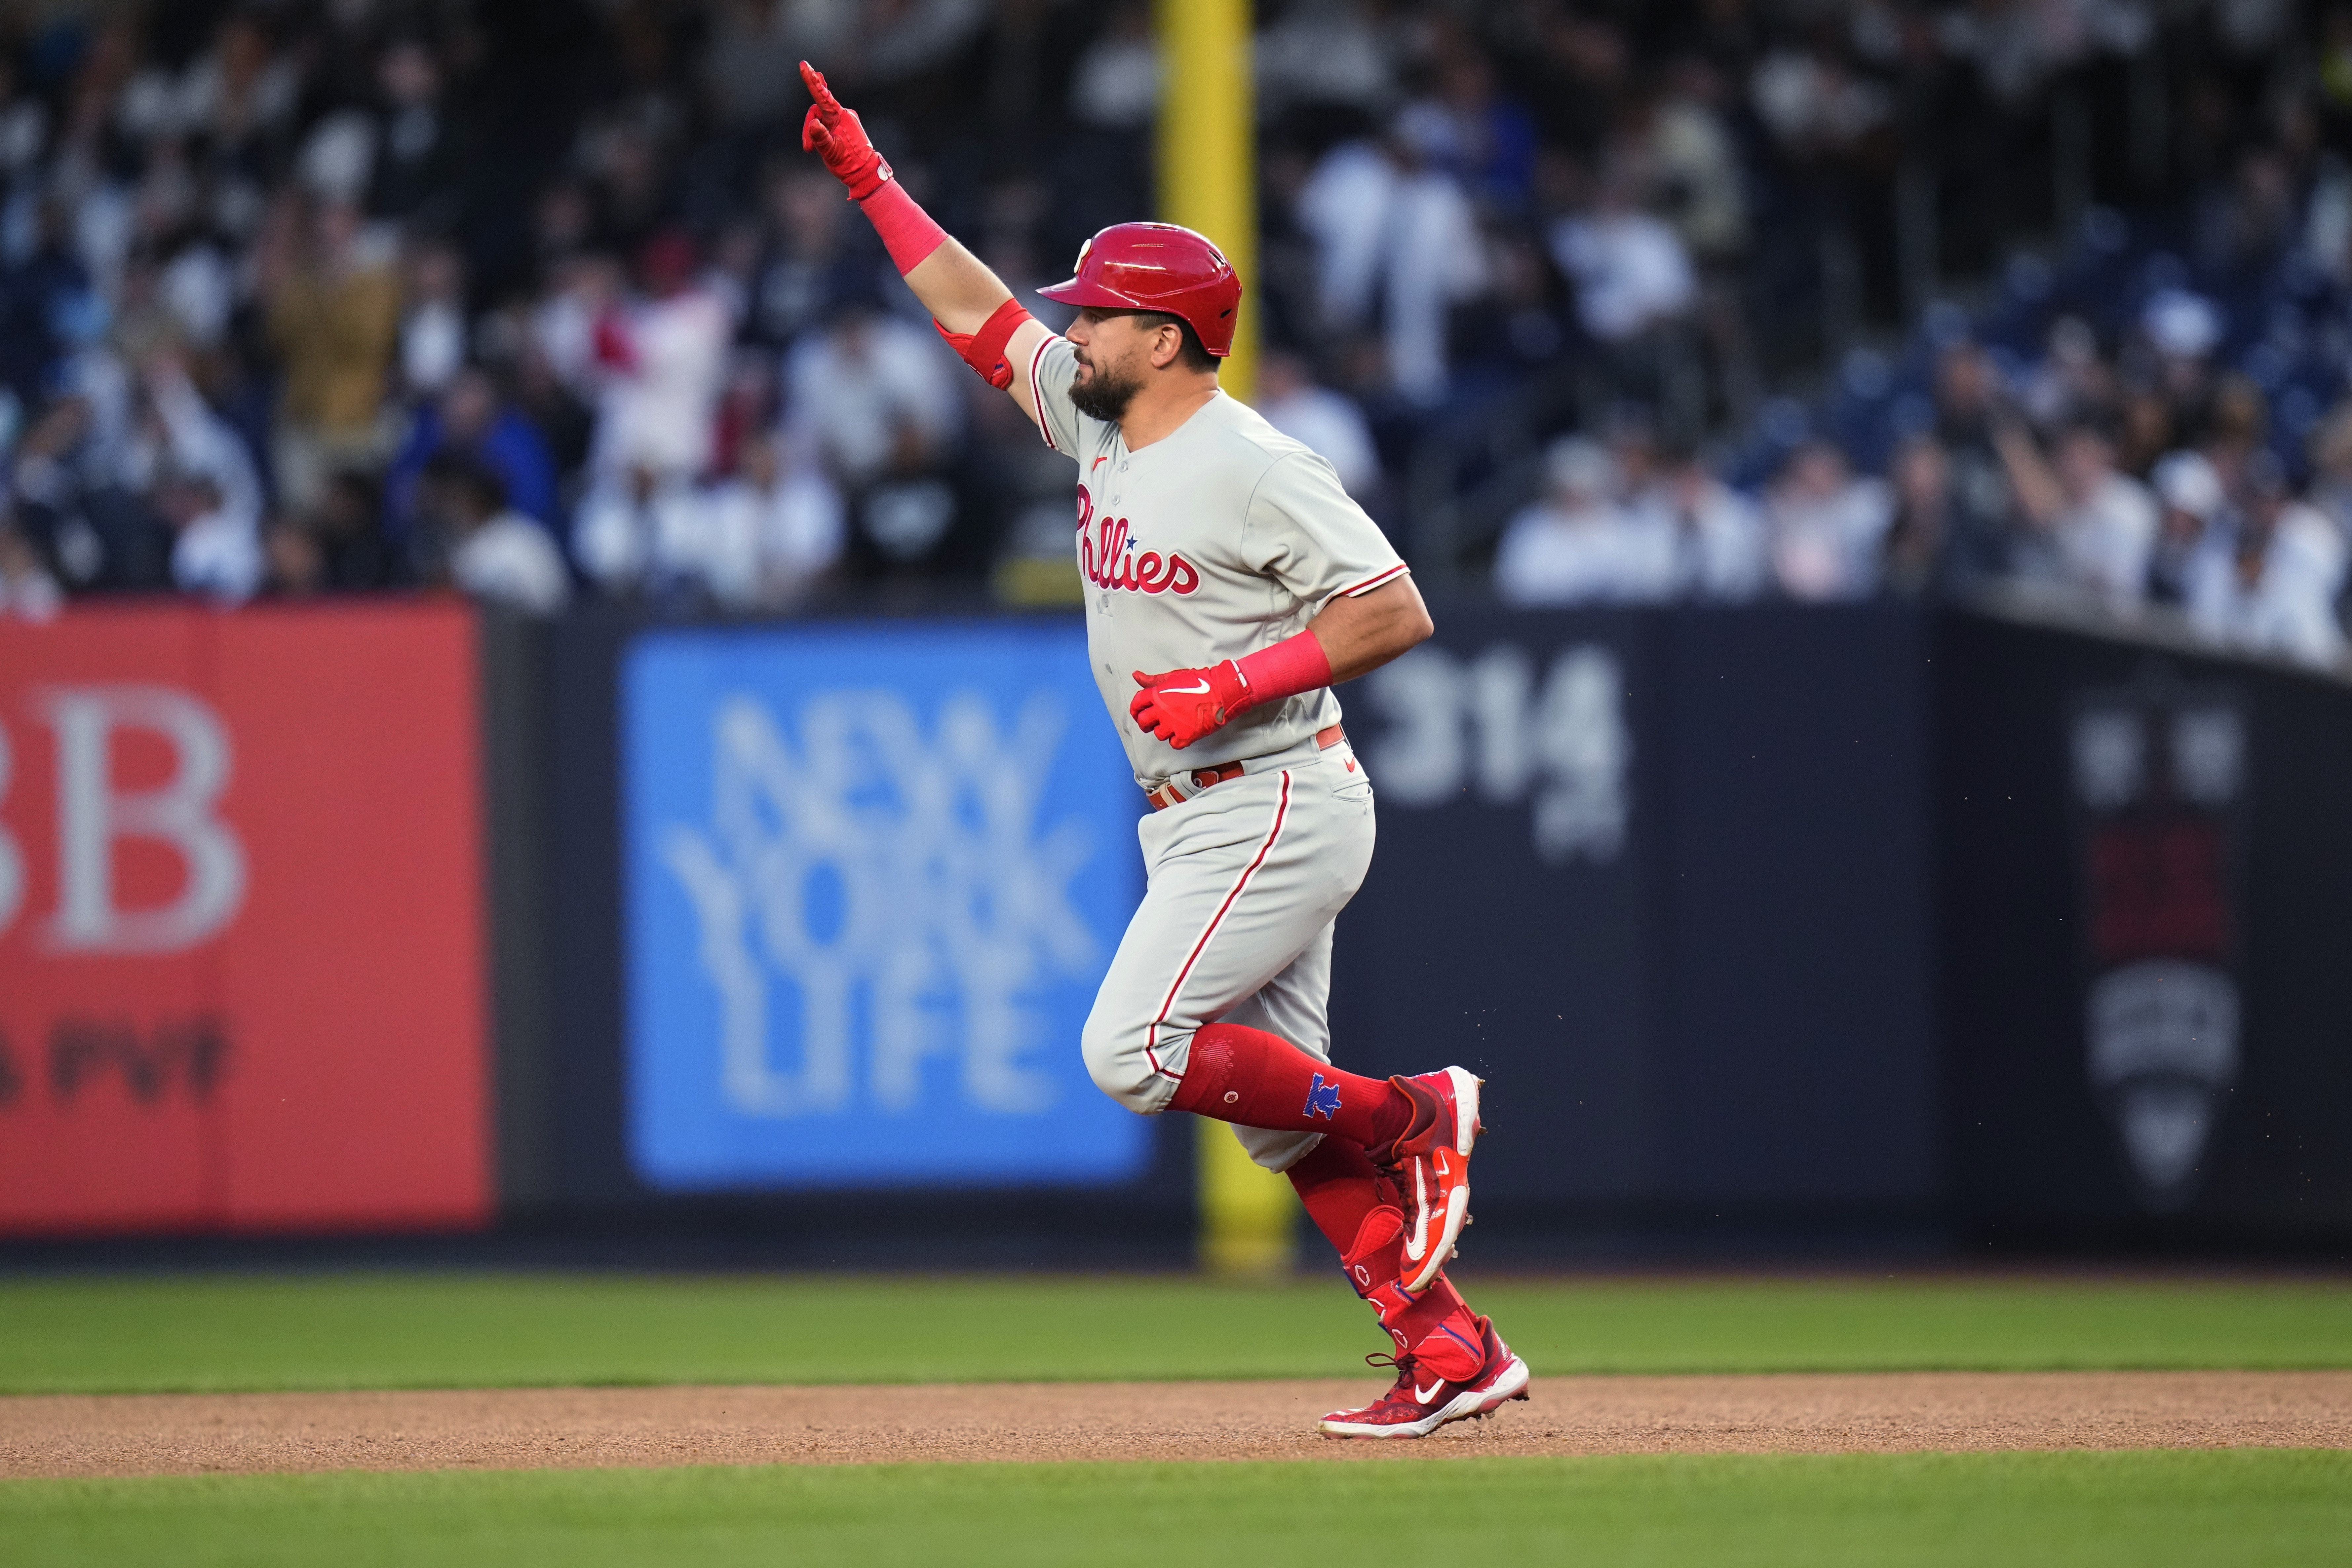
[1495,309,2352,667]
[0,0,2348,671]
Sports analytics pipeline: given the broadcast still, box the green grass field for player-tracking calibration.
[6,1452,2350,1568]
[5,1272,2348,1565]
[2,1271,2347,1392]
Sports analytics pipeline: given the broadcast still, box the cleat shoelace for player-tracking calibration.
[1351,1351,1440,1413]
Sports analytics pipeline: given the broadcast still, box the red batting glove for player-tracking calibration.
[1130,661,1253,750]
[799,61,892,200]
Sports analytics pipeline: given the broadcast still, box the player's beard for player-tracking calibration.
[1070,355,1145,423]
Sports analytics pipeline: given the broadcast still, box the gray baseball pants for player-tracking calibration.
[1079,739,1376,1171]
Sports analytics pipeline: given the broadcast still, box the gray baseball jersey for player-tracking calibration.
[1025,334,1402,1171]
[1026,334,1408,788]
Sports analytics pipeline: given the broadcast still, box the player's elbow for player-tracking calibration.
[1384,582,1435,653]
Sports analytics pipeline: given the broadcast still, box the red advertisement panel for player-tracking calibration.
[0,601,490,1234]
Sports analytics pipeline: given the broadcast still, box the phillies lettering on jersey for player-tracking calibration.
[1025,333,1408,786]
[1077,485,1201,595]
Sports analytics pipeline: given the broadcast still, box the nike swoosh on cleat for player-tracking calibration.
[1414,1378,1445,1403]
[1160,679,1212,695]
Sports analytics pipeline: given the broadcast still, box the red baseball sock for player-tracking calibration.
[1286,1136,1394,1252]
[1168,1023,1412,1149]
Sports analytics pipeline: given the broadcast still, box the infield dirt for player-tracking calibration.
[4,1371,2348,1476]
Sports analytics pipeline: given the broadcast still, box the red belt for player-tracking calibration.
[1147,725,1347,811]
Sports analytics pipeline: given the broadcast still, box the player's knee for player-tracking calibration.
[1079,1007,1166,1112]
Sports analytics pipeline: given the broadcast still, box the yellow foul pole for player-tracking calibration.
[1157,0,1293,1276]
[1157,0,1257,405]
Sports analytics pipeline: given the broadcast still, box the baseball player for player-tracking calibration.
[800,62,1528,1437]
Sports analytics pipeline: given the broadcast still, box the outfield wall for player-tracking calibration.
[502,599,2352,1255]
[0,602,492,1237]
[5,598,2349,1252]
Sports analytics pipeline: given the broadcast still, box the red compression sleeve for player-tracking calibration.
[1287,1137,1395,1253]
[858,179,948,275]
[1234,629,1334,709]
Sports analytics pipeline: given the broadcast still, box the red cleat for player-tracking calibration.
[1371,1066,1483,1292]
[1319,1314,1529,1439]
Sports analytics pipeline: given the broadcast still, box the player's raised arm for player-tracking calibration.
[798,61,1056,429]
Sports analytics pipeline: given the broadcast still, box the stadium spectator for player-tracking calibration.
[1879,436,1959,600]
[261,514,327,598]
[2139,288,2225,439]
[397,239,468,400]
[1654,439,1766,602]
[128,355,264,602]
[262,199,401,513]
[366,35,464,228]
[1069,0,1161,131]
[1417,45,1538,210]
[2148,450,2231,607]
[1492,435,1675,606]
[384,367,560,556]
[155,470,259,602]
[1255,0,1395,121]
[1296,110,1489,405]
[0,520,62,619]
[782,300,960,489]
[574,462,701,601]
[2187,453,2349,665]
[2021,318,2119,432]
[696,428,845,610]
[1256,351,1381,500]
[740,166,877,351]
[1994,420,2159,610]
[310,469,398,592]
[589,232,730,480]
[424,455,570,617]
[0,199,91,411]
[1926,344,2020,557]
[1548,165,1698,349]
[1765,440,1893,602]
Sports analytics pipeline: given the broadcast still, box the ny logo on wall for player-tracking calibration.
[1362,642,1632,864]
[2070,669,2247,1213]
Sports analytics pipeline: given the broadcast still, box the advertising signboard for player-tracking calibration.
[0,602,491,1234]
[1940,614,2352,1238]
[620,621,1149,1189]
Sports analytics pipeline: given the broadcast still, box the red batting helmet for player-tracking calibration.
[1038,222,1242,358]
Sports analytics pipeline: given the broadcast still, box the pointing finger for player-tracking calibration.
[799,60,840,116]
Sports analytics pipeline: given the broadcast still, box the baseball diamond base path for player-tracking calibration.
[5,1372,2350,1476]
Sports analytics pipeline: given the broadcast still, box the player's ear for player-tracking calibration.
[1149,321,1184,370]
